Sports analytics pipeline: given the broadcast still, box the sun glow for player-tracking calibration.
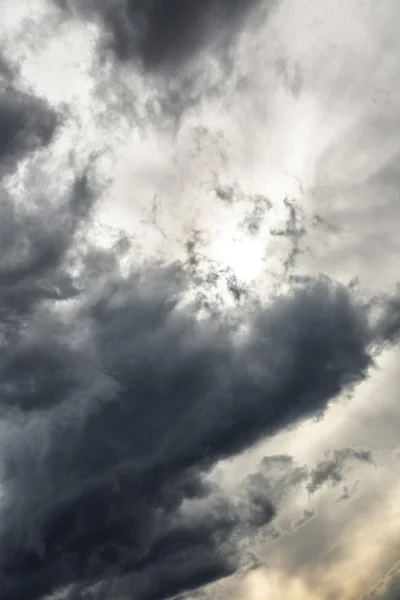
[239,569,316,600]
[209,224,267,284]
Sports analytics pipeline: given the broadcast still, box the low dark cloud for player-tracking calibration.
[0,168,94,326]
[372,289,400,344]
[0,54,59,173]
[0,162,381,600]
[0,86,58,166]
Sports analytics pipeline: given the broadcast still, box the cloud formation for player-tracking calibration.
[51,0,280,124]
[307,447,374,495]
[56,0,269,71]
[0,157,382,600]
[365,560,400,599]
[2,2,400,599]
[0,55,59,173]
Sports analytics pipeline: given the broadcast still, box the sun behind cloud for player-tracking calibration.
[209,223,266,283]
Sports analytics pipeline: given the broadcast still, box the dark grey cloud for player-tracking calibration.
[306,447,374,495]
[0,168,94,327]
[372,289,400,345]
[55,0,271,72]
[0,86,58,166]
[0,177,378,600]
[0,55,60,173]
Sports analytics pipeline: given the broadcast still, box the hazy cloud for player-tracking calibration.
[365,560,400,599]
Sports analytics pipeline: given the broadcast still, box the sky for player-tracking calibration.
[1,1,400,599]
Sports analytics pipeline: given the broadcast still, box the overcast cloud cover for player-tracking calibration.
[1,1,400,599]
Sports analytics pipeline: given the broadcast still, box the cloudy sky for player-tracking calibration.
[1,1,400,599]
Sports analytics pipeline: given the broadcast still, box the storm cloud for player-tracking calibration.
[0,55,59,173]
[0,165,384,600]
